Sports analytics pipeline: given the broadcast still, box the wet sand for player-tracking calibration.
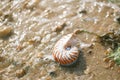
[0,0,120,80]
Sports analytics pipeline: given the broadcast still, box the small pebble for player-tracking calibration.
[52,22,66,32]
[105,60,115,69]
[0,59,12,69]
[28,39,36,44]
[84,67,91,74]
[109,60,115,68]
[0,27,13,38]
[49,71,57,77]
[105,48,112,55]
[16,66,30,78]
[4,13,13,21]
[103,57,110,63]
[87,50,92,55]
[91,36,99,42]
[16,45,24,51]
[16,69,26,78]
[28,36,41,45]
[79,10,87,14]
[37,53,43,58]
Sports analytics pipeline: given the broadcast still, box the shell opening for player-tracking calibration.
[65,46,71,50]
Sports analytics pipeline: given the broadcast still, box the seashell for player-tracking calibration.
[52,33,80,66]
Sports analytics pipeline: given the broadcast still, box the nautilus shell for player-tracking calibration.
[52,33,80,66]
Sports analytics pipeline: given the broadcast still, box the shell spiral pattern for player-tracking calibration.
[52,33,80,66]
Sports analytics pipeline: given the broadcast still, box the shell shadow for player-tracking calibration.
[60,50,86,75]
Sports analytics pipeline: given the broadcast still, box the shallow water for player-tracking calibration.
[0,0,120,80]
